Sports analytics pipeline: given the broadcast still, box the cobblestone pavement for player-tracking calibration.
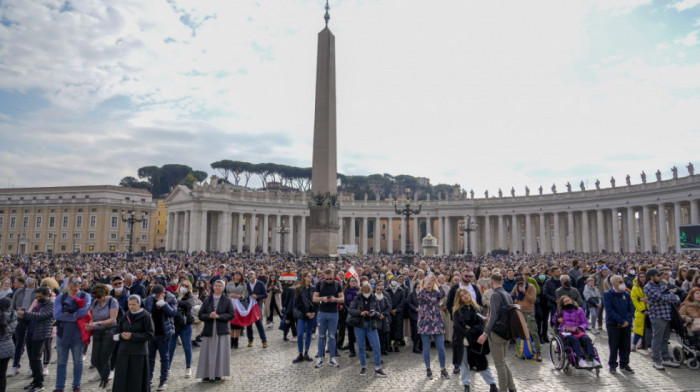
[7,325,699,392]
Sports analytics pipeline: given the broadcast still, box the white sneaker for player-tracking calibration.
[89,372,102,382]
[267,322,274,328]
[82,355,87,362]
[329,358,339,367]
[592,359,601,368]
[95,385,107,392]
[185,368,192,378]
[8,366,20,377]
[27,368,33,377]
[42,367,49,376]
[578,359,590,368]
[108,370,114,380]
[314,357,324,368]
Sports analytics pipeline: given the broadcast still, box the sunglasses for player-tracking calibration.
[463,275,474,278]
[70,281,82,284]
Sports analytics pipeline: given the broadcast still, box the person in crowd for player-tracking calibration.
[644,269,681,370]
[312,268,343,368]
[553,295,599,368]
[386,276,405,353]
[477,273,516,392]
[417,274,449,380]
[406,276,421,354]
[165,275,179,294]
[225,271,247,349]
[583,278,602,335]
[512,275,542,362]
[503,270,517,294]
[168,280,195,379]
[17,286,53,392]
[543,266,562,328]
[681,269,697,293]
[143,284,178,391]
[292,273,316,364]
[53,274,91,392]
[196,280,234,383]
[374,284,392,355]
[38,278,58,376]
[555,274,584,306]
[603,274,635,374]
[123,274,145,300]
[446,269,483,374]
[592,265,612,330]
[84,283,118,391]
[112,295,154,392]
[630,271,649,351]
[9,276,35,377]
[0,279,12,300]
[0,297,17,392]
[265,273,282,328]
[535,271,549,343]
[348,281,388,377]
[452,288,497,392]
[245,270,268,348]
[280,276,297,342]
[679,287,700,338]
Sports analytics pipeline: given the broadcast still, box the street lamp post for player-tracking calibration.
[275,225,291,254]
[121,202,145,262]
[459,215,478,261]
[394,188,422,264]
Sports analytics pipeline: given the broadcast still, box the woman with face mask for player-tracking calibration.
[112,295,154,392]
[168,280,195,379]
[553,295,600,369]
[347,282,388,377]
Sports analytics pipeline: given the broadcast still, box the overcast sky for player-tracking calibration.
[0,0,698,196]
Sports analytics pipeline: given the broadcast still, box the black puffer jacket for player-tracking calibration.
[23,299,54,341]
[348,294,383,330]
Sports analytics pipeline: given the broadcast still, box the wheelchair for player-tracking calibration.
[549,327,601,376]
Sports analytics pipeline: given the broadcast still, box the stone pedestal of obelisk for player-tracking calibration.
[308,23,340,258]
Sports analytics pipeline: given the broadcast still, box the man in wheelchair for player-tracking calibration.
[553,295,601,368]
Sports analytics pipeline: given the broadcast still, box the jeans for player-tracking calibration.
[11,321,28,368]
[90,329,116,385]
[168,325,193,369]
[589,306,599,329]
[650,318,672,363]
[460,346,495,386]
[596,307,605,327]
[149,335,171,382]
[26,338,46,387]
[246,318,267,343]
[296,317,315,353]
[523,311,541,351]
[489,332,516,392]
[354,323,381,368]
[606,324,631,369]
[420,334,446,369]
[316,312,339,358]
[564,334,594,360]
[55,337,84,390]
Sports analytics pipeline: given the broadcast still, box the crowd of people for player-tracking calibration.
[0,250,698,392]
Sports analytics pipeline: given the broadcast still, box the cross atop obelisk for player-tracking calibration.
[308,0,339,257]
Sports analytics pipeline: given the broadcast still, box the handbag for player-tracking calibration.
[346,313,361,328]
[689,318,700,333]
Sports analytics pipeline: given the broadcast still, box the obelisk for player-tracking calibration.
[308,1,340,257]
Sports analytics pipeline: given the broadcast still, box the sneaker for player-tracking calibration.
[314,357,324,368]
[374,368,388,377]
[292,354,304,364]
[440,368,450,379]
[653,361,665,371]
[267,322,274,328]
[453,366,460,374]
[42,367,49,376]
[360,367,367,376]
[426,368,433,380]
[329,358,339,367]
[9,366,20,377]
[185,368,192,378]
[578,359,590,368]
[82,355,87,362]
[89,372,101,382]
[24,382,36,390]
[609,368,617,373]
[27,369,33,377]
[156,381,167,391]
[620,365,634,374]
[662,360,680,368]
[108,371,114,380]
[592,359,601,368]
[214,377,222,383]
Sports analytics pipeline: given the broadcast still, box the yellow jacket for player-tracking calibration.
[630,278,648,337]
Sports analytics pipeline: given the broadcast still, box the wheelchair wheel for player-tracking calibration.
[549,336,567,370]
[672,346,685,365]
[688,358,700,370]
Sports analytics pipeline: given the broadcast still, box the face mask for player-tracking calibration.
[362,292,371,298]
[563,281,571,288]
[172,279,179,285]
[629,270,636,275]
[375,293,384,300]
[390,281,398,288]
[193,292,199,297]
[37,297,47,304]
[380,274,385,278]
[539,275,546,280]
[370,284,375,289]
[563,304,575,310]
[661,279,669,285]
[114,287,123,294]
[179,287,188,294]
[618,284,627,291]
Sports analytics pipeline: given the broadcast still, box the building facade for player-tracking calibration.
[0,186,157,255]
[165,171,700,255]
[154,200,168,250]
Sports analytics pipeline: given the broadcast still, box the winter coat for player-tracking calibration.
[198,295,235,336]
[264,281,282,319]
[630,278,648,336]
[0,311,17,359]
[512,282,537,313]
[293,286,317,321]
[583,285,602,307]
[375,296,392,332]
[174,292,195,327]
[603,288,634,327]
[405,289,419,321]
[22,298,54,341]
[115,310,154,356]
[247,281,268,308]
[555,286,584,307]
[348,294,383,331]
[143,291,178,337]
[386,285,406,315]
[678,301,700,320]
[553,306,587,332]
[452,305,489,371]
[543,278,562,308]
[282,285,296,320]
[446,283,483,320]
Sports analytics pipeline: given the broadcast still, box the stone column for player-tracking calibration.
[691,199,699,224]
[444,217,451,254]
[484,216,492,254]
[539,213,547,254]
[183,211,190,252]
[413,217,419,253]
[511,215,519,253]
[497,215,504,250]
[274,215,281,252]
[374,218,380,254]
[437,217,443,255]
[626,207,636,253]
[553,213,560,253]
[287,216,294,253]
[200,210,208,251]
[338,217,344,244]
[674,202,682,252]
[166,212,174,251]
[387,217,394,254]
[567,211,575,252]
[362,217,368,255]
[658,204,668,254]
[641,206,651,252]
[580,211,589,253]
[248,214,256,253]
[238,213,245,253]
[611,208,620,253]
[299,215,306,255]
[470,220,478,256]
[401,217,407,254]
[262,214,269,253]
[221,212,232,252]
[350,218,356,246]
[174,212,182,250]
[597,209,605,252]
[524,214,532,254]
[189,209,200,252]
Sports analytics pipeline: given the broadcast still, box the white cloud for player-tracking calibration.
[674,30,699,46]
[671,0,700,11]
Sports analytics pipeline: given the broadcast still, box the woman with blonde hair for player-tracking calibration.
[452,288,496,392]
[417,274,449,380]
[168,279,195,378]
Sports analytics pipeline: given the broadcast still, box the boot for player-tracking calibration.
[292,353,304,364]
[413,340,422,354]
[230,337,235,349]
[233,337,239,349]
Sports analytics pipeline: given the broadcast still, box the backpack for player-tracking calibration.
[492,291,530,341]
[515,337,536,359]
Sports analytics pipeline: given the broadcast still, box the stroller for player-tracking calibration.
[670,306,700,370]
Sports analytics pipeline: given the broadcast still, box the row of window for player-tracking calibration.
[0,243,148,253]
[0,216,149,230]
[2,233,148,241]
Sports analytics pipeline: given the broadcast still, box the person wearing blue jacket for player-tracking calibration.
[144,284,178,391]
[603,275,635,375]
